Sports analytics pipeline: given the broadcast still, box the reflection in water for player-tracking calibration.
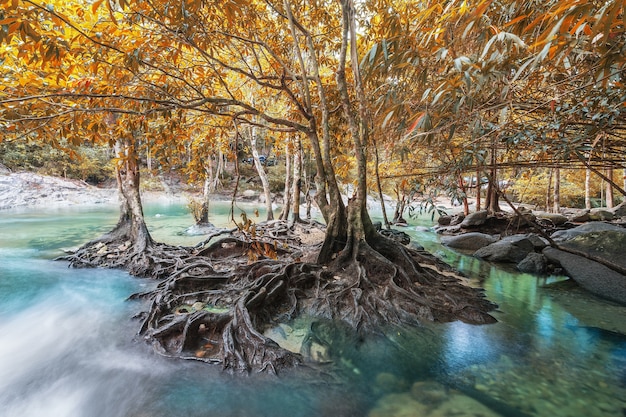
[0,205,625,417]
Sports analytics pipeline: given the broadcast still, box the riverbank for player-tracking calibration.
[0,171,190,211]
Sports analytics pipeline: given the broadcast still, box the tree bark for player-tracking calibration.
[107,137,152,252]
[585,167,591,210]
[606,166,614,208]
[279,139,292,221]
[291,137,302,224]
[553,166,560,213]
[250,127,274,221]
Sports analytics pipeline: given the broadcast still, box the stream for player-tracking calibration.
[0,202,624,417]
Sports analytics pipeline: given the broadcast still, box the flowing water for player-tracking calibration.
[0,202,624,417]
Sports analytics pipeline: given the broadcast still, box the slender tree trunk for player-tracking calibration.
[606,167,614,208]
[476,169,481,211]
[279,140,292,221]
[291,137,303,224]
[553,166,560,213]
[485,139,500,213]
[585,168,592,209]
[459,174,469,216]
[374,140,390,228]
[250,127,274,221]
[546,168,553,212]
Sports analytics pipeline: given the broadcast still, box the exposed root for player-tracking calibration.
[60,220,497,374]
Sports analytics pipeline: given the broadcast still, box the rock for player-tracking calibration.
[517,252,547,274]
[589,208,614,221]
[441,232,497,251]
[242,189,256,198]
[474,235,534,263]
[410,380,447,405]
[408,241,425,251]
[380,228,411,245]
[460,210,488,228]
[535,211,568,225]
[612,202,626,217]
[569,210,591,223]
[561,229,626,271]
[375,373,408,394]
[543,247,626,305]
[526,234,549,250]
[550,222,626,242]
[437,215,451,226]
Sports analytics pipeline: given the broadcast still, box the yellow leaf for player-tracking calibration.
[92,0,105,14]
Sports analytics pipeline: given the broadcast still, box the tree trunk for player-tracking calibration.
[459,174,469,216]
[546,168,553,212]
[476,169,481,211]
[107,138,152,252]
[374,140,390,228]
[606,167,614,208]
[279,140,292,221]
[585,167,591,209]
[291,137,303,224]
[553,166,560,213]
[250,128,274,221]
[485,141,500,213]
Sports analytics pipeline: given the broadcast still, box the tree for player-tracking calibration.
[1,0,508,373]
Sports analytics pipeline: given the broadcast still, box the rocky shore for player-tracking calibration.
[0,169,188,210]
[436,206,626,305]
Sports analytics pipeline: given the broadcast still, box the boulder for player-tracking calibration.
[535,211,568,226]
[441,232,497,251]
[550,222,625,242]
[569,210,591,223]
[460,210,488,228]
[526,234,549,250]
[474,235,534,263]
[543,247,626,305]
[589,208,614,221]
[612,202,626,217]
[517,252,547,274]
[560,229,626,271]
[437,215,452,226]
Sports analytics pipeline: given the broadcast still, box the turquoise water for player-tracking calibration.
[0,202,624,417]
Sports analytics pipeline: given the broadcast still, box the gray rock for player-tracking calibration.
[589,208,614,221]
[380,228,411,245]
[437,215,451,226]
[460,210,488,228]
[551,222,626,242]
[543,247,626,305]
[568,209,591,223]
[517,252,547,274]
[474,235,534,263]
[535,211,568,225]
[526,234,549,250]
[441,232,497,251]
[560,229,626,271]
[612,202,626,217]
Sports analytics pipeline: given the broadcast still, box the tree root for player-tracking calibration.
[59,221,497,374]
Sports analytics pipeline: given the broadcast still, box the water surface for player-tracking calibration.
[1,202,624,417]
